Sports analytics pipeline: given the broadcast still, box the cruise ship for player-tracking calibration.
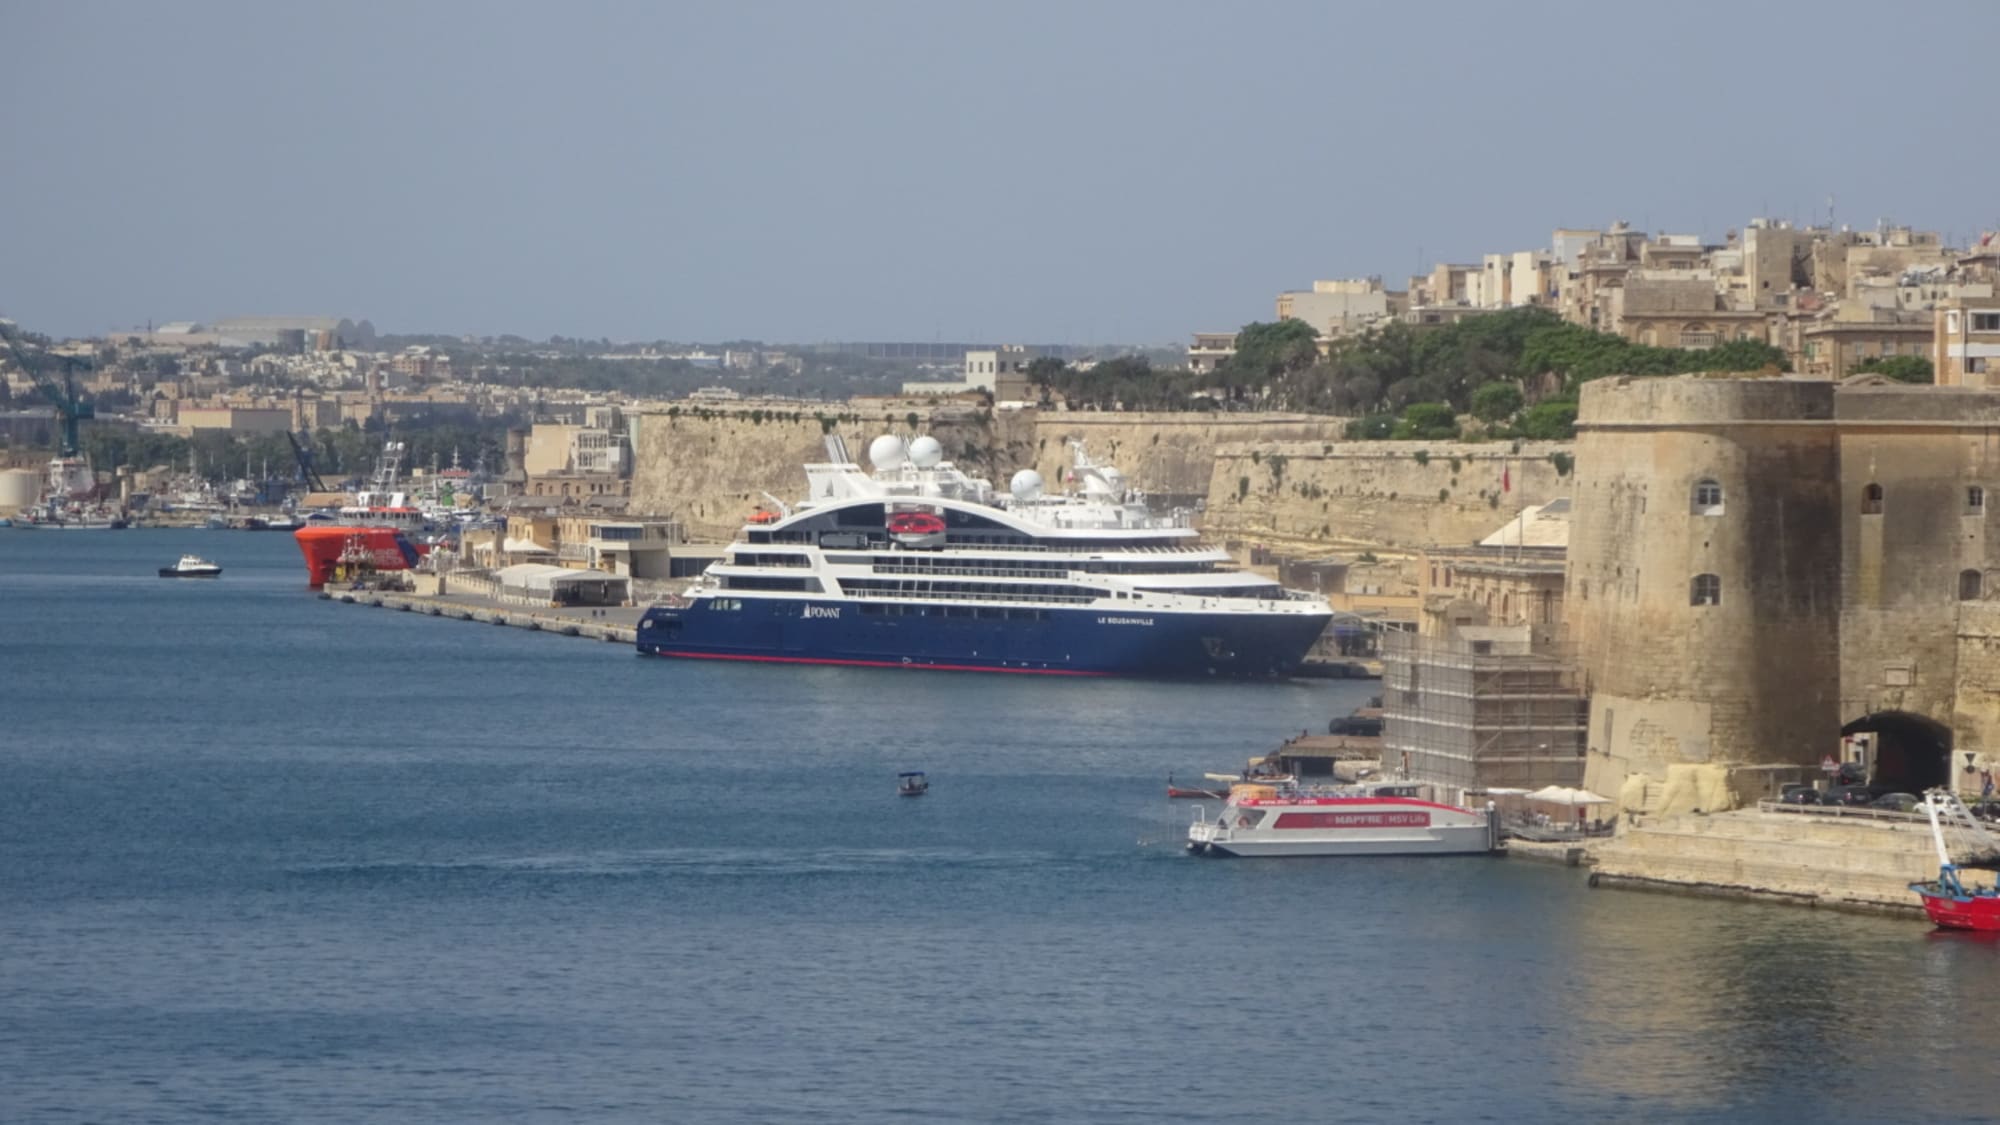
[635,435,1333,677]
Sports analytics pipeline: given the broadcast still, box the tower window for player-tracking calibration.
[1690,573,1721,607]
[1692,478,1724,515]
[1861,483,1884,515]
[1969,486,1985,513]
[1961,570,1983,601]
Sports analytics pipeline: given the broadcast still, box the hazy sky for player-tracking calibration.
[5,0,1993,344]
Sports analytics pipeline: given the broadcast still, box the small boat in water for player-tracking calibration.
[1909,789,2000,931]
[1167,774,1226,800]
[158,554,223,579]
[1188,779,1499,857]
[898,771,929,797]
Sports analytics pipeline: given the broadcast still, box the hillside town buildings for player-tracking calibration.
[1256,218,2000,381]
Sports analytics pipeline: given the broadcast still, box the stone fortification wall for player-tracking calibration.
[627,407,1349,541]
[1201,440,1574,552]
[1026,413,1350,500]
[1833,385,2000,744]
[628,406,1580,565]
[1591,807,1951,915]
[1569,376,1844,799]
[1953,602,2000,773]
[627,406,1036,540]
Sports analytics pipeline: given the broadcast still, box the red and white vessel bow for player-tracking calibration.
[1187,780,1499,857]
[1908,789,2000,931]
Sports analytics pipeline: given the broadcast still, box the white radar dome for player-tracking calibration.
[1009,469,1045,501]
[908,435,943,468]
[868,434,909,470]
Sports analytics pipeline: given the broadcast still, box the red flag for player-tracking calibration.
[1502,464,1511,493]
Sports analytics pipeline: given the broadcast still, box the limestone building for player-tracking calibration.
[1935,294,2000,387]
[1569,374,2000,806]
[1274,278,1396,338]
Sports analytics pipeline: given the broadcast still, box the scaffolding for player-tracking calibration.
[1381,629,1588,796]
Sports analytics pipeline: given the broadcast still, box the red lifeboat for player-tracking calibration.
[747,509,780,525]
[887,511,946,536]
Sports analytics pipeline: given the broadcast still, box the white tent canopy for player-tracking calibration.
[1525,785,1611,806]
[494,563,629,604]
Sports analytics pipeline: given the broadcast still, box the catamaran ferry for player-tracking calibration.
[1187,781,1502,857]
[635,435,1333,677]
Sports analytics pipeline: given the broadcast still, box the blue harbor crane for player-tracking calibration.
[286,430,329,493]
[3,329,95,456]
[34,367,95,457]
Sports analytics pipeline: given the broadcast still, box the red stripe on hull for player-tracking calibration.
[1240,797,1477,815]
[647,650,1109,676]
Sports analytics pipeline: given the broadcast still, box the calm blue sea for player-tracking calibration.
[2,529,1997,1123]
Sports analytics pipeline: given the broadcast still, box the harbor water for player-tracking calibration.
[3,530,1998,1123]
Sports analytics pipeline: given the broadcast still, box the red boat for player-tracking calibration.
[1912,872,2000,931]
[293,525,423,588]
[1909,790,2000,931]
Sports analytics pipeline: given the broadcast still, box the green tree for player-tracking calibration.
[1393,402,1459,440]
[1025,356,1069,385]
[1853,355,1934,383]
[1213,318,1319,401]
[1470,381,1524,423]
[1230,319,1320,375]
[1344,413,1396,440]
[1516,399,1579,440]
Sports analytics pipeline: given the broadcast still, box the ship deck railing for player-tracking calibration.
[843,586,1099,606]
[748,535,1214,556]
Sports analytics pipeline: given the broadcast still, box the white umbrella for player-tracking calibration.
[1526,785,1611,806]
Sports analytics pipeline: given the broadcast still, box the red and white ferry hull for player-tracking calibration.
[1188,793,1499,858]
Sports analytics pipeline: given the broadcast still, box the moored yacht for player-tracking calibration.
[1187,780,1501,857]
[636,436,1332,677]
[158,554,223,578]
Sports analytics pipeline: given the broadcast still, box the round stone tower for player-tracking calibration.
[1568,376,1842,797]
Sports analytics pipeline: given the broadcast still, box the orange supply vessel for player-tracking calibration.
[293,526,423,588]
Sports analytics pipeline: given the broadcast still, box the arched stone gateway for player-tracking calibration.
[1840,711,1952,793]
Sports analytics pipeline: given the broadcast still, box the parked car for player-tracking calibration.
[1779,784,1821,806]
[1868,792,1921,813]
[1822,785,1887,807]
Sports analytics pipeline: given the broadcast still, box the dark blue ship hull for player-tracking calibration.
[635,597,1331,678]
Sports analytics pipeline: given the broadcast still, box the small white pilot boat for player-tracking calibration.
[158,554,223,578]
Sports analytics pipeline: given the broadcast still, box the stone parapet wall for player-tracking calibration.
[627,406,1464,550]
[626,407,1036,540]
[1202,440,1574,552]
[1025,413,1351,500]
[1577,374,1834,428]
